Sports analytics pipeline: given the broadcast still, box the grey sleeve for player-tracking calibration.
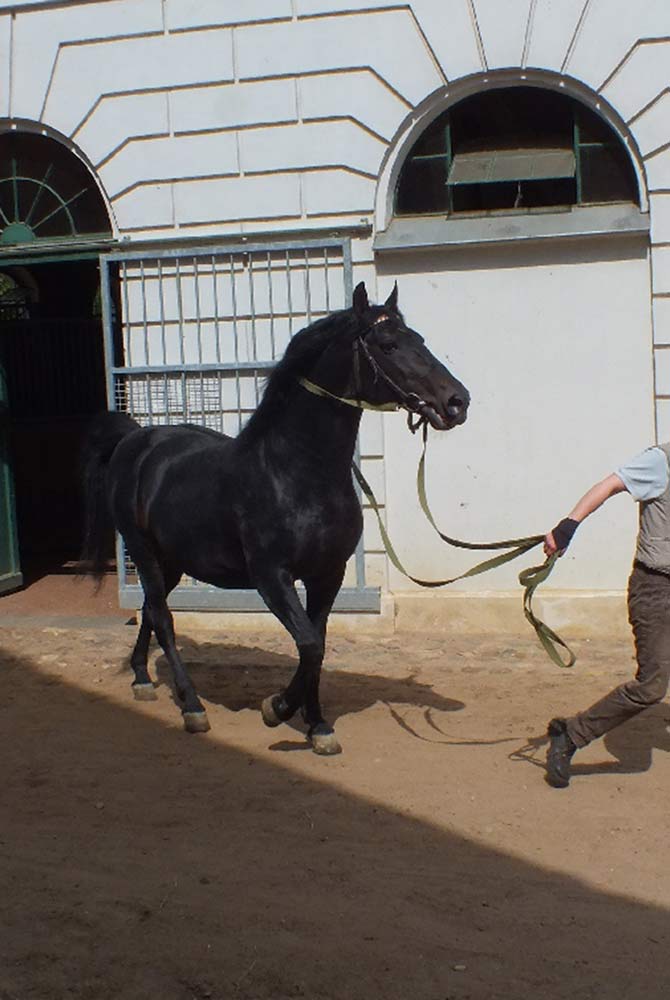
[616,447,669,501]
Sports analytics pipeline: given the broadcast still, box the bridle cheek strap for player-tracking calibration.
[299,330,431,429]
[355,335,428,419]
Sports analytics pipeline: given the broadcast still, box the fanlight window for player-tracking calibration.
[0,131,111,245]
[395,87,639,217]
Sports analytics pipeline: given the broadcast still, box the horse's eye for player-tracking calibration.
[380,340,397,355]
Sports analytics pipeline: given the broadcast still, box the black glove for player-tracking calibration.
[551,517,579,552]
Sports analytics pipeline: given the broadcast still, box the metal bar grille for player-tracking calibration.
[100,238,379,612]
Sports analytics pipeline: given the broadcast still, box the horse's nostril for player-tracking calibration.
[446,395,465,417]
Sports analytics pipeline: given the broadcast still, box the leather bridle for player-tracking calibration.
[299,315,433,432]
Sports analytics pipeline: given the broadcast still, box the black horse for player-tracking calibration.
[80,282,469,754]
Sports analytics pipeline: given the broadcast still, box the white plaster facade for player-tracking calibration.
[2,0,670,628]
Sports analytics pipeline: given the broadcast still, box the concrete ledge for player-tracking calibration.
[373,205,649,253]
[392,591,629,639]
[173,594,396,636]
[173,590,630,641]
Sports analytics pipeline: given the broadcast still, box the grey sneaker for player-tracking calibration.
[546,717,577,788]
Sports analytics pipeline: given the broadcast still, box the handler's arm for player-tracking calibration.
[544,473,628,556]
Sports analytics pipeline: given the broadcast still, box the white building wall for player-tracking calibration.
[377,240,653,593]
[1,2,424,237]
[1,0,670,616]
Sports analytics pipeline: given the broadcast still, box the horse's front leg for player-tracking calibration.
[299,564,347,743]
[253,566,342,755]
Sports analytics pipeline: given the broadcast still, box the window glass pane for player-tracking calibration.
[452,180,517,213]
[450,87,572,154]
[410,114,449,157]
[396,158,448,215]
[576,109,614,145]
[579,144,638,204]
[521,177,575,209]
[0,181,13,225]
[451,177,574,213]
[22,184,62,234]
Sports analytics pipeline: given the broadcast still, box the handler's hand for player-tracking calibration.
[544,532,558,557]
[544,517,579,557]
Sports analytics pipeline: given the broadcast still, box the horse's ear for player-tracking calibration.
[353,281,369,316]
[384,281,399,313]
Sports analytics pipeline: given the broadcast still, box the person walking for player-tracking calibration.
[544,441,670,788]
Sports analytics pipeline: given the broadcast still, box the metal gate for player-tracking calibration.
[0,351,21,594]
[99,238,380,612]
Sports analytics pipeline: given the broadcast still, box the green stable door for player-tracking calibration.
[0,353,21,595]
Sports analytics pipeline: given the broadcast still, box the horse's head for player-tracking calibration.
[351,282,469,431]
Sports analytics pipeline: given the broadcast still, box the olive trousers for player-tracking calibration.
[567,562,670,748]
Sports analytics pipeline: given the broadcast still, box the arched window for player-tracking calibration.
[0,130,111,245]
[395,87,638,218]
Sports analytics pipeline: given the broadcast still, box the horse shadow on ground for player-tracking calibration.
[150,637,465,747]
[511,707,670,780]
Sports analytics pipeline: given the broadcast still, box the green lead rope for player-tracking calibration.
[352,426,576,668]
[518,553,575,668]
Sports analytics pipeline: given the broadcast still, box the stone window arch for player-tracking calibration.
[0,129,111,246]
[394,86,639,219]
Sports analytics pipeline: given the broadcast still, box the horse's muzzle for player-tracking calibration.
[447,393,469,422]
[429,391,469,430]
[420,404,448,430]
[420,403,464,430]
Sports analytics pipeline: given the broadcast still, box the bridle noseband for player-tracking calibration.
[353,329,430,430]
[299,315,431,432]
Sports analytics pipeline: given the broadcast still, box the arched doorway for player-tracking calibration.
[0,128,114,605]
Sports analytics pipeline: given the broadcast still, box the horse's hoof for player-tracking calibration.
[261,696,282,728]
[132,683,157,702]
[183,711,210,734]
[309,727,342,756]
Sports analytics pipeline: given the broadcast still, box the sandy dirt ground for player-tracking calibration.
[2,595,670,1000]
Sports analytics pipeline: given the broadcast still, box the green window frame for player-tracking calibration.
[395,87,638,218]
[0,131,111,246]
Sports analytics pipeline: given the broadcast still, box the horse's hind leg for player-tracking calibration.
[130,566,181,701]
[130,603,156,701]
[127,540,210,733]
[149,598,210,733]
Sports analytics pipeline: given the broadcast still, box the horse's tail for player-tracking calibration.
[78,411,140,583]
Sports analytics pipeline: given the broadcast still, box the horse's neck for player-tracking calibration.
[265,390,362,473]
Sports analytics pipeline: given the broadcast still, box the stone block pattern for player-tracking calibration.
[1,0,666,253]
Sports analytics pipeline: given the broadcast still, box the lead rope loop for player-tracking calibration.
[354,422,576,668]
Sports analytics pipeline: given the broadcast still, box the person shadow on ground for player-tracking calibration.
[511,706,670,780]
[598,708,670,775]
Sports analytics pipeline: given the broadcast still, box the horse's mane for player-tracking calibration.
[238,306,358,443]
